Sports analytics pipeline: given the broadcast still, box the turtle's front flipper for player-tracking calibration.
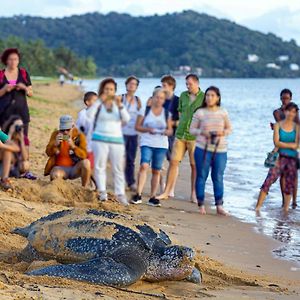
[28,257,138,286]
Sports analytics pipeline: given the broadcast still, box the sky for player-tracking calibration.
[2,0,300,43]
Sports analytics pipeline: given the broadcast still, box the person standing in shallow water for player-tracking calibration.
[190,86,232,216]
[272,89,299,209]
[118,76,142,192]
[256,102,299,214]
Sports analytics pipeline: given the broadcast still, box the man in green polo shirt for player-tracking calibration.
[158,74,204,202]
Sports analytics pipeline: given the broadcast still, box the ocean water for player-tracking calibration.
[82,78,300,266]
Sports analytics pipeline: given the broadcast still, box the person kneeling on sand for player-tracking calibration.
[44,115,91,187]
[0,115,30,190]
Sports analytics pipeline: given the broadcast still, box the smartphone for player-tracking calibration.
[62,134,69,141]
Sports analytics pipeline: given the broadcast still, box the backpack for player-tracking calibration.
[93,102,122,131]
[144,106,169,123]
[121,94,142,110]
[0,68,28,85]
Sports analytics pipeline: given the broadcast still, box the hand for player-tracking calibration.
[148,128,155,134]
[216,131,225,137]
[4,84,15,93]
[55,133,63,146]
[15,83,27,91]
[291,143,299,150]
[68,137,76,149]
[201,132,210,139]
[115,96,123,108]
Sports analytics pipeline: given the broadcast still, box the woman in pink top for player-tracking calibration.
[190,86,232,216]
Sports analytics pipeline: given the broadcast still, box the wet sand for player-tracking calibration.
[0,82,299,299]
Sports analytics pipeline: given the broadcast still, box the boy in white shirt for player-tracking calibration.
[76,91,98,168]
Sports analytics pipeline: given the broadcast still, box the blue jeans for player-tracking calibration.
[194,147,227,206]
[124,135,138,187]
[140,146,167,170]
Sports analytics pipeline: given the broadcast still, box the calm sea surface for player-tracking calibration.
[82,78,300,267]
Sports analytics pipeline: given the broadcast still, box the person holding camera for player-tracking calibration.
[87,78,130,205]
[44,115,91,187]
[190,86,232,216]
[0,115,30,190]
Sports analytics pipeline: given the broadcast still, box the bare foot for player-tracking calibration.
[190,197,197,204]
[190,191,197,203]
[216,206,229,216]
[292,202,297,209]
[199,206,206,215]
[168,188,175,198]
[157,193,169,200]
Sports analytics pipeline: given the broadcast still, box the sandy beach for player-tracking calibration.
[0,81,299,300]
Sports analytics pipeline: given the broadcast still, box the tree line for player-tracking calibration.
[0,36,97,77]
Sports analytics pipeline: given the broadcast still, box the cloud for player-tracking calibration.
[242,6,300,43]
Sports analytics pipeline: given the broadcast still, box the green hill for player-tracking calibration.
[0,10,299,77]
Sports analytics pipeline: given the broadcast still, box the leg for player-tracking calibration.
[211,152,228,216]
[136,146,152,195]
[92,141,109,197]
[28,245,148,287]
[108,144,126,196]
[150,169,161,198]
[70,159,91,187]
[124,135,138,188]
[292,173,298,209]
[136,163,150,195]
[1,150,13,179]
[187,140,197,202]
[280,175,285,207]
[256,159,282,211]
[194,147,211,214]
[150,148,168,198]
[50,166,68,181]
[282,158,297,213]
[158,139,185,199]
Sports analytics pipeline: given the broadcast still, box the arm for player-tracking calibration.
[0,84,14,97]
[72,133,87,159]
[273,123,298,149]
[273,109,281,123]
[45,131,60,157]
[223,110,232,136]
[189,111,202,136]
[135,115,153,133]
[119,106,130,124]
[164,118,173,137]
[26,85,33,97]
[19,135,29,161]
[0,140,20,152]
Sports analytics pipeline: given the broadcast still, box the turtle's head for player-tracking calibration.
[144,245,200,283]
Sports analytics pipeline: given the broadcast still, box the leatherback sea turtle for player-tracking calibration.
[13,209,201,287]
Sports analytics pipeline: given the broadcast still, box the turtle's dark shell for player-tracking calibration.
[14,209,171,263]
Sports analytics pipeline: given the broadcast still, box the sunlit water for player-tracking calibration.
[82,78,300,266]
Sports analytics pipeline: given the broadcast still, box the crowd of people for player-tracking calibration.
[0,47,298,215]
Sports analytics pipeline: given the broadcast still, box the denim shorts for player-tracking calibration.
[140,146,167,170]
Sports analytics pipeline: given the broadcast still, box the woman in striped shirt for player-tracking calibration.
[190,86,232,216]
